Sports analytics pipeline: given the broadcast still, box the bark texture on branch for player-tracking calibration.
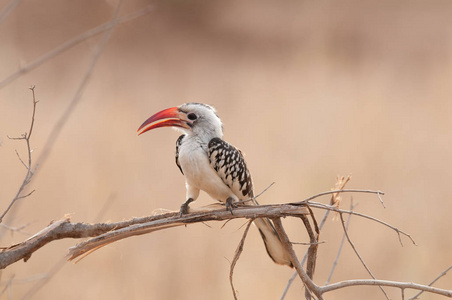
[0,204,308,269]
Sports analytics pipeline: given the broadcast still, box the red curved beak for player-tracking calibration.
[137,107,189,135]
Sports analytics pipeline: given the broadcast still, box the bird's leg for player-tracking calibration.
[180,198,194,217]
[225,197,237,215]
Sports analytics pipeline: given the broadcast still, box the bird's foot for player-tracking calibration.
[225,197,237,215]
[179,198,194,217]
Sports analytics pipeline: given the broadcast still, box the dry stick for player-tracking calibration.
[280,209,331,300]
[338,212,390,300]
[21,257,66,300]
[319,279,452,297]
[0,86,38,224]
[300,214,318,300]
[309,202,416,246]
[0,274,15,298]
[18,3,126,296]
[33,3,121,171]
[1,203,451,299]
[1,3,151,231]
[0,5,153,89]
[229,220,253,300]
[68,205,307,262]
[0,0,22,25]
[0,204,308,269]
[299,189,384,203]
[0,222,33,236]
[408,265,452,300]
[325,201,356,285]
[22,194,120,299]
[272,217,323,300]
[281,180,351,300]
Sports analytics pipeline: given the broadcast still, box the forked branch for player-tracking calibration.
[0,86,39,224]
[1,189,451,299]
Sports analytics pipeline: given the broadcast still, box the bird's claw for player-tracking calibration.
[179,198,194,217]
[225,197,237,215]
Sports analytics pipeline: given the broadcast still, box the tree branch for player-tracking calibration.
[320,279,452,297]
[339,211,390,299]
[0,204,308,269]
[0,86,39,224]
[229,220,253,300]
[308,201,416,246]
[272,217,322,300]
[0,194,449,299]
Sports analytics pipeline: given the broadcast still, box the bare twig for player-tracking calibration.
[0,222,34,236]
[1,2,146,229]
[8,8,129,298]
[296,189,385,204]
[281,176,351,299]
[0,5,153,89]
[320,279,452,297]
[325,201,356,285]
[299,213,319,300]
[339,212,390,299]
[0,86,38,224]
[272,218,322,300]
[0,0,22,25]
[234,182,275,205]
[0,274,15,298]
[229,220,253,300]
[308,202,416,246]
[292,241,325,246]
[408,265,452,300]
[22,191,119,299]
[34,1,119,170]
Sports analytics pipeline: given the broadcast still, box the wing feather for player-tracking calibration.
[175,135,185,175]
[207,138,254,199]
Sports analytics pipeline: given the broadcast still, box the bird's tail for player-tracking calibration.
[253,217,294,268]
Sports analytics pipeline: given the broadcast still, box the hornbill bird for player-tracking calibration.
[138,103,292,267]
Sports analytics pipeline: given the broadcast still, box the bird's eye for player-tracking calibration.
[187,113,198,121]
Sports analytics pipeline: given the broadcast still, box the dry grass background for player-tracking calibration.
[1,0,452,299]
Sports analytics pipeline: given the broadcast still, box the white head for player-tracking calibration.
[137,103,223,141]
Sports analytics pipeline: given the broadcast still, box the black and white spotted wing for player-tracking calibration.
[207,137,254,199]
[175,134,185,175]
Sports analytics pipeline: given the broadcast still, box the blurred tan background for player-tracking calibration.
[1,0,452,299]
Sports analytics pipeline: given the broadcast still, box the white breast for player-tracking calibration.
[178,138,237,202]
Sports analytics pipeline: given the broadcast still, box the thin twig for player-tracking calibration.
[229,220,253,300]
[14,4,125,295]
[319,279,452,297]
[281,177,351,299]
[309,202,416,246]
[339,212,390,300]
[0,274,15,298]
[300,213,319,300]
[14,149,28,170]
[0,0,22,25]
[0,5,153,89]
[1,3,147,229]
[296,189,385,204]
[281,208,331,299]
[292,241,325,246]
[272,217,323,300]
[234,182,275,205]
[408,265,452,300]
[325,200,357,285]
[0,87,38,224]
